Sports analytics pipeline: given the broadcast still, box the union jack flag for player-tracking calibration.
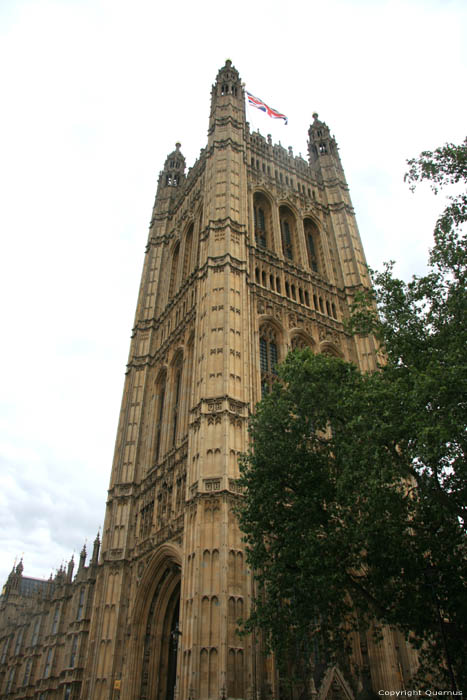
[246,91,288,125]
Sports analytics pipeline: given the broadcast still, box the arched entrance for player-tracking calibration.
[129,545,182,700]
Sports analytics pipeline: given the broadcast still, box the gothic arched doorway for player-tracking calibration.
[140,573,180,700]
[130,545,182,700]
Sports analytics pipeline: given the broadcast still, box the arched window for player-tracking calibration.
[1,636,11,663]
[5,667,15,694]
[291,334,313,351]
[169,243,180,299]
[304,218,321,274]
[154,372,167,462]
[255,207,266,247]
[322,344,341,358]
[259,324,279,397]
[279,206,296,261]
[76,588,85,621]
[69,635,78,668]
[253,193,273,251]
[171,359,183,448]
[14,628,24,655]
[44,647,54,678]
[31,618,40,646]
[182,225,193,281]
[23,657,32,686]
[51,605,60,635]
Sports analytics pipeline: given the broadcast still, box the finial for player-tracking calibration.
[175,142,181,151]
[312,112,319,121]
[225,59,232,67]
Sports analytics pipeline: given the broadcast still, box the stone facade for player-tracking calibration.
[0,60,419,699]
[0,540,99,699]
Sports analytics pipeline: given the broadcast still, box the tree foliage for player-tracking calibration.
[238,140,467,692]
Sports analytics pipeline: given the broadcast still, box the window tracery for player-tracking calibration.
[182,224,193,281]
[169,243,180,299]
[172,360,183,447]
[291,334,312,351]
[253,193,272,251]
[259,324,279,397]
[279,205,297,262]
[304,218,321,274]
[155,372,167,462]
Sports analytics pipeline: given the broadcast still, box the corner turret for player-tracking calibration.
[208,59,245,138]
[154,142,186,213]
[160,142,186,189]
[308,112,344,175]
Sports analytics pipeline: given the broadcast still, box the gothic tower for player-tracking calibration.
[81,61,417,700]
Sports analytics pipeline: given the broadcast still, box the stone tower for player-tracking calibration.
[81,60,416,700]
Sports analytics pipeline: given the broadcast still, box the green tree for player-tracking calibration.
[238,140,467,693]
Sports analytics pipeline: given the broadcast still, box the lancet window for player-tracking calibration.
[304,218,321,274]
[259,324,279,397]
[291,334,313,351]
[14,628,24,655]
[51,605,60,635]
[171,358,183,447]
[253,192,272,251]
[31,619,40,646]
[69,635,78,667]
[182,224,193,280]
[255,207,266,247]
[1,636,10,663]
[154,372,167,462]
[23,658,32,686]
[5,667,15,694]
[279,206,296,261]
[44,648,53,678]
[169,243,180,299]
[76,588,85,620]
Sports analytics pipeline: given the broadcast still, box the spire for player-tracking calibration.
[79,543,87,571]
[55,564,66,584]
[67,556,75,582]
[4,558,23,596]
[91,531,100,566]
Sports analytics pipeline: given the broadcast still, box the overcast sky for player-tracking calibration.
[0,0,466,586]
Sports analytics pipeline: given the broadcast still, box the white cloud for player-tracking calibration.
[0,0,466,584]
